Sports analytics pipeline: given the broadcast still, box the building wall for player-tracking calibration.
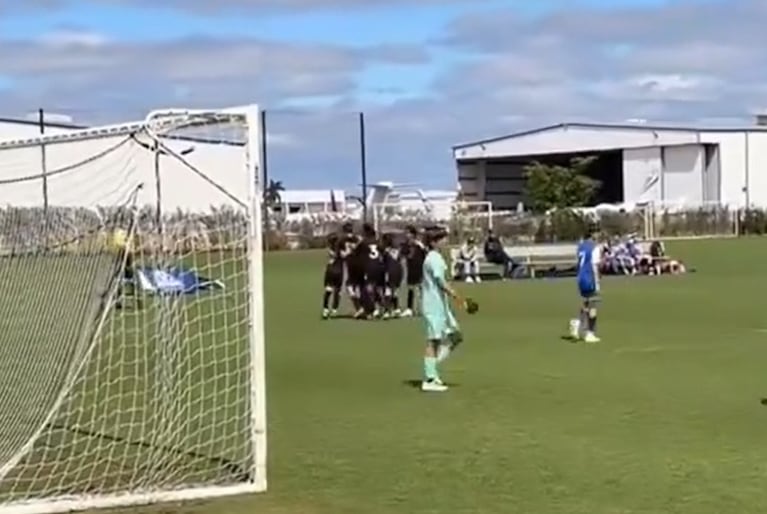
[700,132,746,207]
[458,160,528,210]
[457,161,484,200]
[456,125,767,209]
[661,145,704,205]
[745,131,767,207]
[699,131,767,207]
[622,147,662,203]
[0,131,248,212]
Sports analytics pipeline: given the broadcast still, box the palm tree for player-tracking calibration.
[263,179,285,233]
[264,179,284,208]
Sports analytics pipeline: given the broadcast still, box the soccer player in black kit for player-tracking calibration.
[322,232,345,319]
[357,223,386,319]
[339,222,364,314]
[401,225,427,317]
[380,232,404,319]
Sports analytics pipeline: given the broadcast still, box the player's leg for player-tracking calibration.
[322,266,333,319]
[421,314,448,392]
[470,258,481,282]
[356,277,376,319]
[331,284,342,314]
[404,268,421,317]
[386,265,403,317]
[437,308,462,363]
[579,292,600,343]
[462,260,473,282]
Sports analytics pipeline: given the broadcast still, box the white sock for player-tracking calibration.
[437,344,451,362]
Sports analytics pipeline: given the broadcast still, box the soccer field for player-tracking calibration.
[25,237,767,513]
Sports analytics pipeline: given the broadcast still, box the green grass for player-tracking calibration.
[11,238,767,513]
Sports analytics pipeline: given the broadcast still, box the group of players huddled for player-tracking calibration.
[322,222,429,320]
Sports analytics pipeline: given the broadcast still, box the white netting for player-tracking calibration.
[0,106,263,513]
[372,200,493,239]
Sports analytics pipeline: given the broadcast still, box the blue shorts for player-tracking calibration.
[578,278,598,299]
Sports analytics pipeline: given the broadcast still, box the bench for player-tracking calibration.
[449,241,654,279]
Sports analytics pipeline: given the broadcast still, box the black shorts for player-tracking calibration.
[346,267,365,288]
[365,264,386,288]
[386,264,403,289]
[324,264,343,288]
[406,265,422,286]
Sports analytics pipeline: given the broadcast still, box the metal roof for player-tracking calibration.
[453,121,767,150]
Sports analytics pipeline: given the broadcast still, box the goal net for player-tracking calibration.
[0,106,265,513]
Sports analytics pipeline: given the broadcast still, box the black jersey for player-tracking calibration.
[402,239,426,285]
[384,246,404,287]
[403,240,426,272]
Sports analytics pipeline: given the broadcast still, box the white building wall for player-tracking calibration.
[0,132,247,212]
[699,132,746,207]
[661,145,704,205]
[745,131,767,207]
[455,125,701,160]
[622,147,662,203]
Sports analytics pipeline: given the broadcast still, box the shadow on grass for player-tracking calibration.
[402,379,460,389]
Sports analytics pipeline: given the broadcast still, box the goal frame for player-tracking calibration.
[0,104,267,514]
[371,199,494,232]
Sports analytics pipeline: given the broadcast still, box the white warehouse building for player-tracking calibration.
[0,116,248,212]
[454,120,767,210]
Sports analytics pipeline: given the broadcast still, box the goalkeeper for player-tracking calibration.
[420,227,476,392]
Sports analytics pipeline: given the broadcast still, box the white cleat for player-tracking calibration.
[474,276,481,283]
[465,277,474,283]
[321,308,330,319]
[421,379,448,392]
[583,332,601,343]
[400,309,413,317]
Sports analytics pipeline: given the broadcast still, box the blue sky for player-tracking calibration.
[0,0,763,189]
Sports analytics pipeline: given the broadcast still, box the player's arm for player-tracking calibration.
[591,245,601,286]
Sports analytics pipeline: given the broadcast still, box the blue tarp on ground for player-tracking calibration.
[134,267,225,295]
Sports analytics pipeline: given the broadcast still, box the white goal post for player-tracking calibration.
[0,105,266,513]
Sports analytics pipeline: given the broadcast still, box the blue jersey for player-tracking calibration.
[576,239,600,296]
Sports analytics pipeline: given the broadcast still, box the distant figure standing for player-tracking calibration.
[111,227,140,309]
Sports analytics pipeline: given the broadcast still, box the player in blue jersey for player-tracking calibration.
[571,228,601,343]
[419,227,463,392]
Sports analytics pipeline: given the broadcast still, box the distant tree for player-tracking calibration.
[524,156,601,212]
[264,179,285,208]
